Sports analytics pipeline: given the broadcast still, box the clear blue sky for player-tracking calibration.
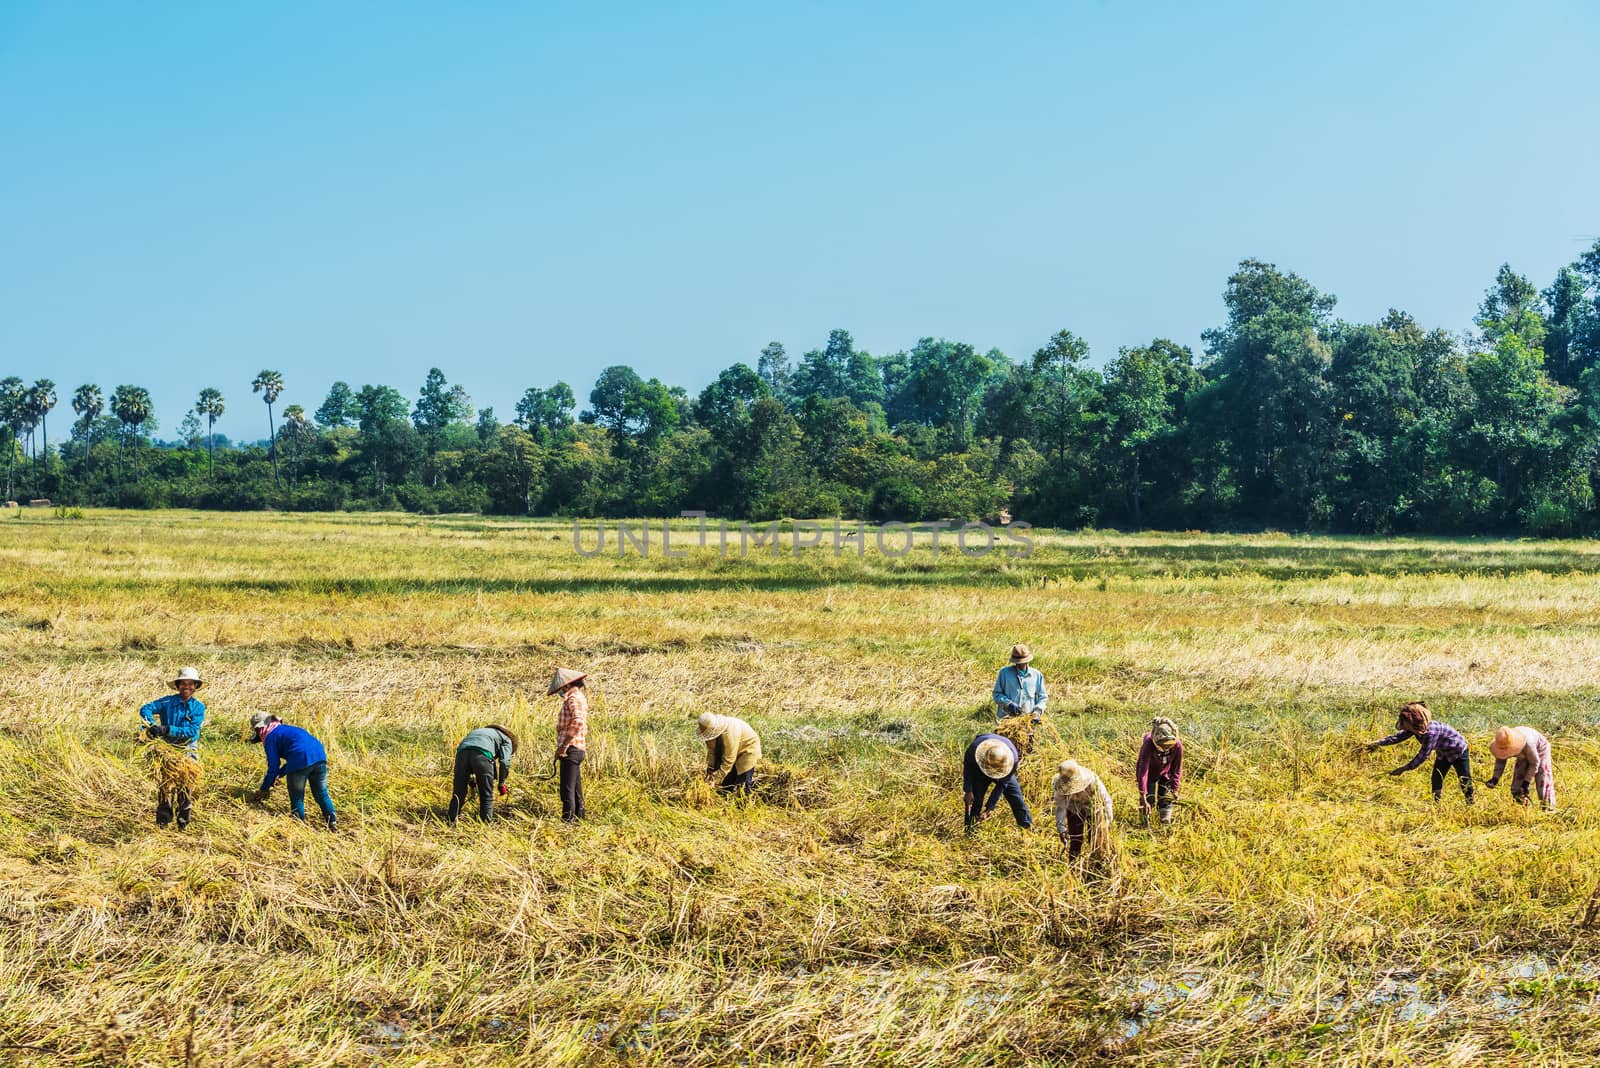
[3,1,1597,441]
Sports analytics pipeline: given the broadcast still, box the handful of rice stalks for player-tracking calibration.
[140,740,203,792]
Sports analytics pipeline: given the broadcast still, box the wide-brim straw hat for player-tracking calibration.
[171,666,204,690]
[697,713,729,741]
[1489,726,1527,761]
[1008,644,1032,665]
[975,737,1016,779]
[546,668,587,695]
[1055,759,1095,795]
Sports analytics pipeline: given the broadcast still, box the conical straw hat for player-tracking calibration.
[546,668,587,695]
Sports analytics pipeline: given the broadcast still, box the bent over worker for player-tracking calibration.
[963,732,1032,832]
[250,712,337,830]
[449,723,517,824]
[697,713,761,795]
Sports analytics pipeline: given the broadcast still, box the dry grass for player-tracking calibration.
[0,510,1597,1065]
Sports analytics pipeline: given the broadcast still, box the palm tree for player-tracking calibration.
[195,387,226,478]
[281,404,309,486]
[0,377,23,499]
[31,379,56,490]
[71,384,104,483]
[109,385,153,481]
[252,370,284,487]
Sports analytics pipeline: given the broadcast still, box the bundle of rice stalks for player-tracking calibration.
[139,740,202,793]
[754,762,831,809]
[995,714,1064,757]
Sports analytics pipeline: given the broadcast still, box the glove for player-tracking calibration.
[255,789,269,804]
[1030,714,1042,725]
[497,783,508,797]
[145,724,166,740]
[1004,701,1019,715]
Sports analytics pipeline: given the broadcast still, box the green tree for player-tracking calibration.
[791,329,857,402]
[481,424,546,514]
[1201,259,1338,524]
[71,384,104,484]
[355,384,412,494]
[694,363,769,442]
[1542,266,1589,387]
[1102,340,1200,525]
[315,381,356,428]
[30,379,56,489]
[251,369,285,487]
[279,404,312,485]
[514,382,576,442]
[195,387,225,478]
[0,377,23,499]
[1475,263,1545,349]
[109,385,154,481]
[1028,329,1097,467]
[756,342,792,403]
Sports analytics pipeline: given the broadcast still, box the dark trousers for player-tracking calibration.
[1431,754,1474,802]
[286,761,336,824]
[967,776,1032,828]
[1064,809,1087,859]
[1143,780,1175,823]
[718,767,755,795]
[559,748,585,821]
[449,749,498,823]
[155,786,193,829]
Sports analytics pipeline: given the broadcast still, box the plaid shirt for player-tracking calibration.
[1375,722,1469,772]
[556,689,588,755]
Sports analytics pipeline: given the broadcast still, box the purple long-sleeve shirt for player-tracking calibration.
[1373,722,1469,772]
[1135,734,1182,797]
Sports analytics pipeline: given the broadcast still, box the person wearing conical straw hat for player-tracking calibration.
[1136,716,1183,827]
[1363,701,1474,804]
[136,666,207,829]
[1485,725,1556,811]
[992,644,1047,723]
[1053,759,1114,865]
[547,668,589,823]
[697,713,761,795]
[448,723,518,824]
[962,732,1032,833]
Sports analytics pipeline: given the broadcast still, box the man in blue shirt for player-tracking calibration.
[250,712,338,829]
[138,666,207,829]
[992,644,1047,722]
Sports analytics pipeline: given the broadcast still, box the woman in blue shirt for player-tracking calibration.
[250,712,338,829]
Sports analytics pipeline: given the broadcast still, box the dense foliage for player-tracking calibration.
[7,250,1600,533]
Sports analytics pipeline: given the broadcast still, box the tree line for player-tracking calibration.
[6,248,1600,534]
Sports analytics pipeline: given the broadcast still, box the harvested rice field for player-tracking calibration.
[2,509,1598,1065]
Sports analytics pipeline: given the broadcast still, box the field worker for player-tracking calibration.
[962,732,1032,832]
[1364,702,1474,804]
[137,666,207,829]
[1053,759,1115,866]
[548,668,588,823]
[1485,725,1556,810]
[249,713,337,829]
[993,644,1047,722]
[1136,716,1184,826]
[448,723,518,824]
[697,713,761,795]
